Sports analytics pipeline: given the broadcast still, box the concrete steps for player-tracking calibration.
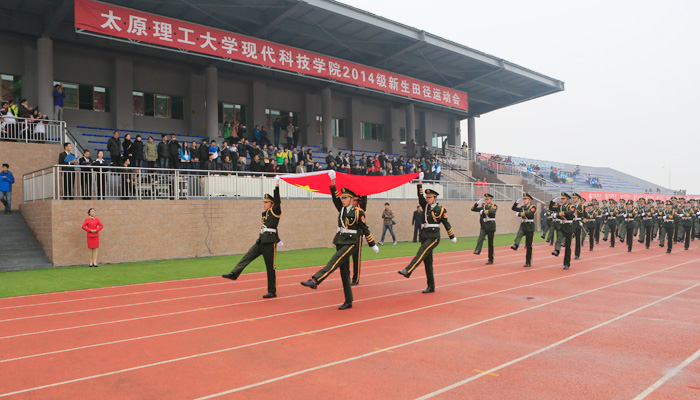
[0,213,52,272]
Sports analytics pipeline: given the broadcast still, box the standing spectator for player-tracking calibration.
[179,143,191,169]
[199,139,210,166]
[305,149,314,172]
[273,118,282,148]
[132,135,144,167]
[411,205,423,243]
[0,163,14,214]
[442,138,448,155]
[120,158,132,199]
[107,131,122,166]
[53,84,66,120]
[157,134,169,168]
[325,151,334,166]
[81,208,103,268]
[122,134,134,165]
[253,124,262,143]
[435,160,442,180]
[220,141,231,166]
[168,134,181,169]
[209,140,220,167]
[78,149,93,200]
[285,121,294,149]
[58,142,78,199]
[189,141,200,170]
[223,122,232,141]
[293,124,300,148]
[144,136,157,168]
[379,202,397,245]
[92,151,108,199]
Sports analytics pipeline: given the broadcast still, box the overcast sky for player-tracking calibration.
[348,0,700,194]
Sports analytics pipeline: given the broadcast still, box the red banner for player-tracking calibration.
[280,171,419,196]
[580,191,697,202]
[74,0,468,111]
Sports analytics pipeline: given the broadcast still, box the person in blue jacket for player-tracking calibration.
[0,163,15,214]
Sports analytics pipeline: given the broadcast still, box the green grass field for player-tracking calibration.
[0,233,545,298]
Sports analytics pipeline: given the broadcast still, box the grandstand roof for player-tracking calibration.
[1,0,564,117]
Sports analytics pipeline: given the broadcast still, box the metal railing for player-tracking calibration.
[0,116,66,144]
[23,166,524,202]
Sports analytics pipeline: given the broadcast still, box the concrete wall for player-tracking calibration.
[0,142,63,210]
[19,198,522,267]
[497,174,524,185]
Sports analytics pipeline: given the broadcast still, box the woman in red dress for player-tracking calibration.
[81,208,103,267]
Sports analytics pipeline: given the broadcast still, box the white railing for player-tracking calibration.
[0,116,66,144]
[23,166,523,202]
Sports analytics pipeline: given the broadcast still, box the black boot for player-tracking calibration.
[221,273,238,281]
[301,278,318,289]
[338,302,352,310]
[422,287,435,293]
[398,269,410,278]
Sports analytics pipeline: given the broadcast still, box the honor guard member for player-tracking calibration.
[600,199,610,240]
[594,200,604,244]
[572,193,586,259]
[659,201,676,253]
[222,176,283,298]
[653,200,663,241]
[549,197,565,256]
[545,205,556,244]
[514,193,537,267]
[603,199,619,246]
[622,200,638,252]
[634,198,645,241]
[541,204,551,240]
[398,172,457,293]
[472,193,498,264]
[678,199,693,250]
[554,192,576,269]
[510,197,526,251]
[690,199,699,240]
[350,193,368,285]
[301,171,378,310]
[617,198,628,243]
[639,199,655,249]
[670,196,680,243]
[583,202,598,251]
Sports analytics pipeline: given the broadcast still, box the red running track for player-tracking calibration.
[0,242,699,399]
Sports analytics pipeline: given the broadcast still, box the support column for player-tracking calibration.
[189,71,206,136]
[406,103,415,157]
[389,106,402,154]
[36,38,53,119]
[422,111,432,150]
[349,97,361,150]
[23,43,37,107]
[302,90,318,146]
[250,80,267,138]
[205,66,218,139]
[467,116,476,152]
[114,58,133,130]
[321,87,332,151]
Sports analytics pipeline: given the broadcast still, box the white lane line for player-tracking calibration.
[0,251,484,310]
[0,247,553,323]
[632,347,700,400]
[193,257,700,400]
[0,247,595,340]
[0,252,671,397]
[415,282,700,400]
[0,248,580,360]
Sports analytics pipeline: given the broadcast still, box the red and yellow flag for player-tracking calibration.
[280,171,419,195]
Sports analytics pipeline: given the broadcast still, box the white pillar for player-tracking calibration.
[321,87,332,150]
[406,103,415,157]
[205,66,218,139]
[467,117,476,151]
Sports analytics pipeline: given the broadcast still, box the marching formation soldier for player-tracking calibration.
[659,200,676,253]
[583,202,598,251]
[622,200,638,252]
[603,199,619,246]
[692,199,699,241]
[512,193,537,267]
[572,193,586,260]
[634,198,645,240]
[544,205,556,244]
[510,198,525,251]
[472,193,497,264]
[552,192,576,270]
[398,172,457,293]
[300,171,378,310]
[222,176,283,299]
[638,198,655,249]
[549,197,565,256]
[617,198,628,244]
[678,199,694,250]
[350,193,368,285]
[593,200,603,244]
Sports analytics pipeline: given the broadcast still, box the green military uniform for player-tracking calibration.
[350,195,368,285]
[544,206,556,244]
[617,199,628,243]
[399,185,455,292]
[622,200,638,252]
[572,193,585,259]
[671,197,680,243]
[472,193,497,263]
[583,204,597,251]
[659,201,676,253]
[638,200,655,249]
[602,200,619,246]
[549,199,565,255]
[600,200,610,239]
[652,200,663,240]
[553,192,576,269]
[301,185,376,310]
[511,200,525,251]
[515,193,537,267]
[593,201,603,244]
[222,186,282,298]
[691,199,699,240]
[678,201,694,250]
[634,198,645,240]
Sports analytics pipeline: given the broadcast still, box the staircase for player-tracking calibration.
[0,213,52,272]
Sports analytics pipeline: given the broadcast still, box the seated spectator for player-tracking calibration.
[221,155,234,172]
[296,160,306,174]
[264,157,276,173]
[249,155,263,172]
[278,158,292,174]
[236,156,247,172]
[313,162,323,172]
[326,160,337,171]
[202,153,217,171]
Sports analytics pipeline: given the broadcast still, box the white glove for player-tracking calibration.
[479,210,484,215]
[579,221,584,227]
[516,198,523,205]
[274,175,281,184]
[372,245,379,253]
[663,216,667,220]
[328,170,336,180]
[450,237,457,243]
[605,212,609,216]
[515,212,520,217]
[679,213,684,217]
[552,213,557,218]
[277,241,284,247]
[418,172,424,180]
[477,199,484,205]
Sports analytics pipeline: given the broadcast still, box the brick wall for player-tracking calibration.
[20,198,524,267]
[0,142,63,210]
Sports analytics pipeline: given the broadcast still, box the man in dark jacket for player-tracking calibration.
[157,134,169,168]
[202,153,217,171]
[168,134,180,169]
[249,155,263,172]
[412,205,423,242]
[18,99,33,118]
[107,131,122,166]
[132,135,144,167]
[198,139,210,166]
[122,134,134,166]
